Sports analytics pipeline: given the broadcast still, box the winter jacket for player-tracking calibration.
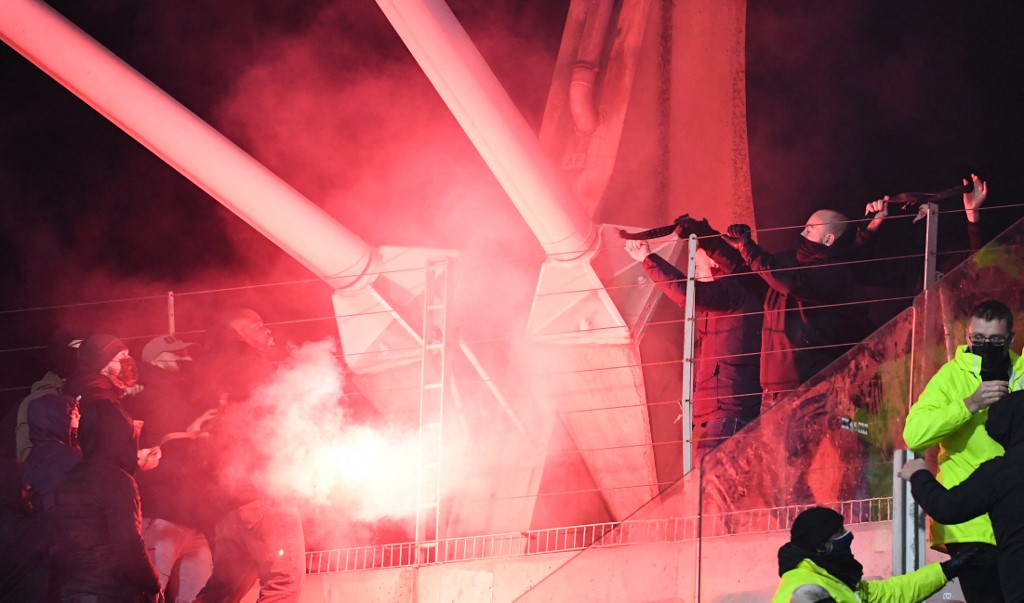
[15,370,66,463]
[642,242,763,419]
[909,390,1024,600]
[737,228,872,393]
[134,362,219,536]
[24,392,81,512]
[903,346,1024,548]
[54,398,159,601]
[772,558,948,603]
[736,229,874,394]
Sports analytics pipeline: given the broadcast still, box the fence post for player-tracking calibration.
[167,291,175,335]
[894,201,937,575]
[681,234,697,475]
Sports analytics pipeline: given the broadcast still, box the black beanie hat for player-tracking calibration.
[790,507,844,551]
[77,334,127,374]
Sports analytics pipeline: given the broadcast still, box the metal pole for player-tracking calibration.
[167,291,176,336]
[681,234,698,475]
[894,201,937,575]
[0,0,377,290]
[373,0,597,261]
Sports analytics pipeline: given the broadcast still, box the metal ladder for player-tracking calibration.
[415,258,452,563]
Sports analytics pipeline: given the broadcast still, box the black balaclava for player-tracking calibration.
[778,507,863,590]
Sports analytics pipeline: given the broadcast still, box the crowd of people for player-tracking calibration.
[623,175,1024,602]
[0,308,305,603]
[771,298,1022,602]
[624,174,990,461]
[0,172,1012,602]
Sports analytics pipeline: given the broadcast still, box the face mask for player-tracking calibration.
[118,356,139,387]
[827,530,854,556]
[971,341,1008,363]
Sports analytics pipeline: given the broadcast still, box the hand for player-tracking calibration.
[137,446,162,471]
[624,239,652,262]
[912,204,930,224]
[963,173,988,223]
[941,544,984,580]
[899,458,929,480]
[965,380,1009,412]
[865,197,889,232]
[721,224,752,250]
[186,408,219,433]
[674,215,712,238]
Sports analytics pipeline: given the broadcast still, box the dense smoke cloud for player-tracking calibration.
[215,340,434,522]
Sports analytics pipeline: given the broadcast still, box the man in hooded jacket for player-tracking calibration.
[772,506,968,602]
[903,299,1024,602]
[54,395,160,602]
[901,390,1024,602]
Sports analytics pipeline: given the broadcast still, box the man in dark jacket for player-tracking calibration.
[625,217,764,460]
[134,334,215,603]
[54,395,160,602]
[65,334,161,473]
[722,206,885,410]
[901,390,1024,602]
[195,308,305,603]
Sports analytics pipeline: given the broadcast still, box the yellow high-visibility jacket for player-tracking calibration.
[772,558,949,603]
[903,345,1024,548]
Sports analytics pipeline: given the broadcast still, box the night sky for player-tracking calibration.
[1,1,1023,397]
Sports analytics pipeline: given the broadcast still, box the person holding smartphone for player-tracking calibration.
[903,299,1024,602]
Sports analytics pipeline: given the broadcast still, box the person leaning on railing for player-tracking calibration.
[719,201,887,412]
[623,216,765,461]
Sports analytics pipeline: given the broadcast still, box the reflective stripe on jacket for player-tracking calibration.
[903,346,1024,548]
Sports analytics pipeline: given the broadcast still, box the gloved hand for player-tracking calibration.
[721,223,752,250]
[674,215,714,239]
[940,544,983,579]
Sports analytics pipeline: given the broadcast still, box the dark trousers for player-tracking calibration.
[947,542,1004,603]
[194,500,305,603]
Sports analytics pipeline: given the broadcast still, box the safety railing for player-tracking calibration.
[304,497,891,573]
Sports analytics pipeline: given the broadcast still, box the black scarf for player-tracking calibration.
[778,542,864,590]
[795,236,832,265]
